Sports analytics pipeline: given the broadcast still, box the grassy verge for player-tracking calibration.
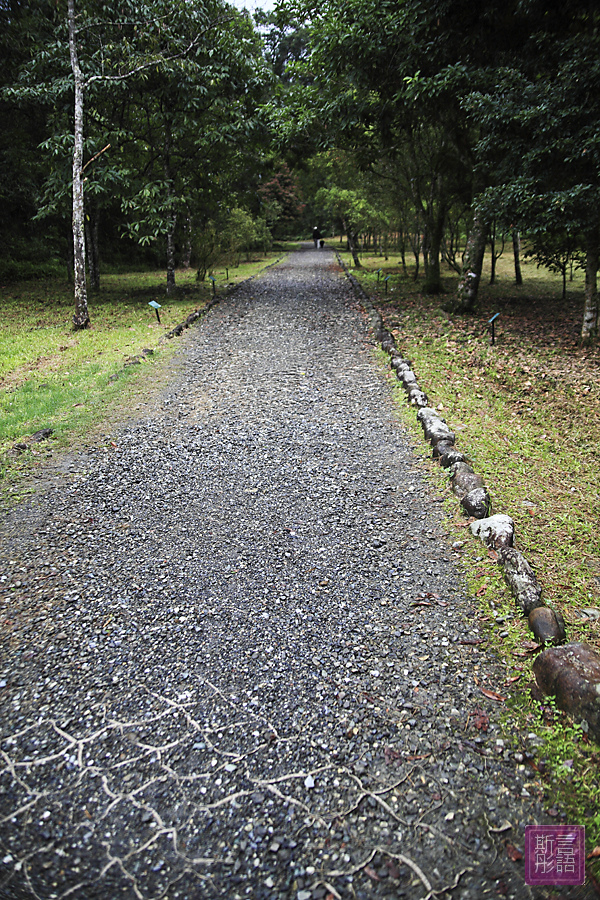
[342,245,600,874]
[0,249,289,503]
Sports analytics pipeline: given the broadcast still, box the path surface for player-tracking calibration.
[0,248,588,900]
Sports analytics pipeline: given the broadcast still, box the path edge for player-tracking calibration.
[335,249,600,744]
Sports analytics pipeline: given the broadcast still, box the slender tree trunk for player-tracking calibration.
[68,0,90,330]
[489,220,496,285]
[424,207,446,294]
[581,230,599,344]
[455,208,488,312]
[182,214,193,268]
[166,217,177,294]
[163,125,177,293]
[512,230,523,285]
[344,221,361,267]
[86,207,100,290]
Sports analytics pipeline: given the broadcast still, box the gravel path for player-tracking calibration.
[0,247,590,900]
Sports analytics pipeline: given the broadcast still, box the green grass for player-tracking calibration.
[352,245,600,876]
[0,250,288,499]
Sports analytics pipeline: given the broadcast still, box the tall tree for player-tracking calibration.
[119,2,271,291]
[467,1,600,340]
[7,0,266,324]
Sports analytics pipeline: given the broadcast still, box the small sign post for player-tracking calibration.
[489,312,500,345]
[148,300,162,323]
[209,276,216,295]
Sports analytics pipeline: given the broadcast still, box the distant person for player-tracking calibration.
[312,226,321,248]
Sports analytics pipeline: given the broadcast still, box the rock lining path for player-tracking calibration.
[0,248,591,899]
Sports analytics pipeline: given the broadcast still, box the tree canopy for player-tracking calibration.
[1,0,598,341]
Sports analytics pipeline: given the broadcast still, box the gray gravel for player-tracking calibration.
[0,247,592,900]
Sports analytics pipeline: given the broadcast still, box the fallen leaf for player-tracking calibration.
[472,708,490,732]
[480,688,507,702]
[476,585,487,595]
[387,859,401,880]
[364,865,380,882]
[505,843,523,862]
[587,847,600,860]
[505,675,522,684]
[459,638,487,645]
[384,746,402,765]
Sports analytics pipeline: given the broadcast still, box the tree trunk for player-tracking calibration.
[581,230,599,344]
[424,207,446,294]
[489,220,496,285]
[344,222,361,268]
[166,219,177,294]
[182,214,192,268]
[86,207,100,290]
[455,208,488,313]
[68,0,90,330]
[512,230,523,285]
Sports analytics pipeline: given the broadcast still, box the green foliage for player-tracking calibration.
[0,258,65,283]
[193,221,221,282]
[1,0,274,297]
[258,163,305,237]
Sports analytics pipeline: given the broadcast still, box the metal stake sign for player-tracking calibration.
[148,300,162,323]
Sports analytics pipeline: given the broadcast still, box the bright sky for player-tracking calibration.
[229,0,275,12]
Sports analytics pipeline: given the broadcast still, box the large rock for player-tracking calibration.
[533,643,600,741]
[380,332,396,353]
[30,428,54,443]
[407,388,429,408]
[440,448,466,467]
[417,408,455,447]
[451,462,485,498]
[401,369,418,388]
[498,547,544,614]
[433,439,455,459]
[433,440,464,467]
[470,514,515,550]
[391,357,409,373]
[528,607,566,645]
[461,487,491,519]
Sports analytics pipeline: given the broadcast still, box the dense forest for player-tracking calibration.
[1,0,598,342]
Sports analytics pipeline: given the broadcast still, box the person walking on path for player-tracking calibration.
[0,246,590,900]
[312,225,321,247]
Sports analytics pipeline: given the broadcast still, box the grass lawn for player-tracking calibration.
[337,241,600,874]
[0,248,290,499]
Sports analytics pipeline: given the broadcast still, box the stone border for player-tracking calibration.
[336,250,600,742]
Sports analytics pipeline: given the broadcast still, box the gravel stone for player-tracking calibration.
[0,247,591,900]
